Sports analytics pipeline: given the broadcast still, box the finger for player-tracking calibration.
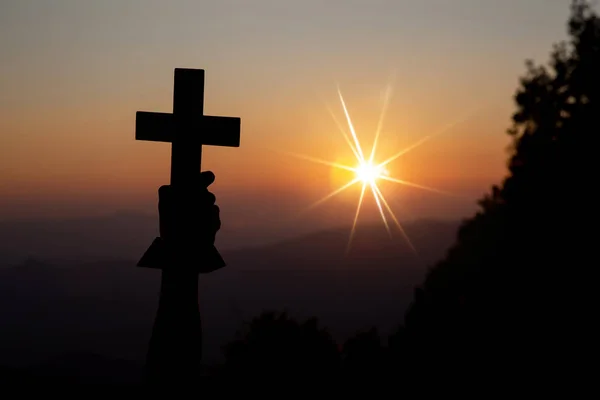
[158,185,172,201]
[197,190,216,207]
[211,204,220,221]
[212,205,221,229]
[200,171,215,188]
[204,191,216,205]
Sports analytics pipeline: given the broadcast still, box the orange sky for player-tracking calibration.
[0,1,582,227]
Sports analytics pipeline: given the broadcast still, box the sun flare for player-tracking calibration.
[355,162,386,185]
[279,80,473,254]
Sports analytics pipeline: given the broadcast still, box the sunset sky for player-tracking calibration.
[0,1,584,235]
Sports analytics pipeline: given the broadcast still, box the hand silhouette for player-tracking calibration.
[158,170,221,247]
[144,171,220,383]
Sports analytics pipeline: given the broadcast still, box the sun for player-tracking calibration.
[277,79,474,254]
[355,162,385,185]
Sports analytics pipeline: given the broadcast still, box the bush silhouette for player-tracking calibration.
[220,311,340,376]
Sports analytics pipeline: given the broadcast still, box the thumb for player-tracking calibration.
[200,171,216,189]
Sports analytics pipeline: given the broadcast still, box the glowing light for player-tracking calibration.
[280,79,473,254]
[355,162,384,185]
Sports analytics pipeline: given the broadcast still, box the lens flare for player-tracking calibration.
[280,79,476,254]
[355,162,383,185]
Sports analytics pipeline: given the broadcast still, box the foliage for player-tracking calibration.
[400,0,599,374]
[216,1,598,379]
[220,311,340,376]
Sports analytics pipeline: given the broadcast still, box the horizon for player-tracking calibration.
[1,1,588,241]
[0,210,462,267]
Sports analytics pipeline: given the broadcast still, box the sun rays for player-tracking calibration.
[282,81,475,254]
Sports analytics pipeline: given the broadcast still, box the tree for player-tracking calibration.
[341,327,386,376]
[220,311,340,376]
[401,0,598,378]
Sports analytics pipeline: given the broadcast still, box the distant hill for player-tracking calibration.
[0,353,143,385]
[0,210,351,264]
[0,212,157,265]
[0,219,460,375]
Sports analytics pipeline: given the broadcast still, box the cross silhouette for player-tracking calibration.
[135,68,241,273]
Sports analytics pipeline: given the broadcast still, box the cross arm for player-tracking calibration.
[136,111,241,147]
[202,115,241,147]
[136,112,173,143]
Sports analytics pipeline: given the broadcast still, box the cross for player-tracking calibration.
[135,68,241,273]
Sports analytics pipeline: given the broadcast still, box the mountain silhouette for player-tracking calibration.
[0,353,143,385]
[0,210,382,265]
[0,219,458,369]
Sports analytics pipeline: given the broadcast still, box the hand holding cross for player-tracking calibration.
[137,68,240,273]
[135,69,241,384]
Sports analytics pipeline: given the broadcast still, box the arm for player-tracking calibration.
[143,171,221,384]
[145,269,202,383]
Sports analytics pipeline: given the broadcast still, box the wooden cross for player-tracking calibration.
[135,68,241,273]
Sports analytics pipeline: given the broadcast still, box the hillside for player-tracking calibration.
[0,219,460,377]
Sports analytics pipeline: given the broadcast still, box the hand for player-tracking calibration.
[158,171,221,248]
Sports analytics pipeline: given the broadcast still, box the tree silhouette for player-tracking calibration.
[400,0,598,377]
[341,327,387,376]
[220,311,340,376]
